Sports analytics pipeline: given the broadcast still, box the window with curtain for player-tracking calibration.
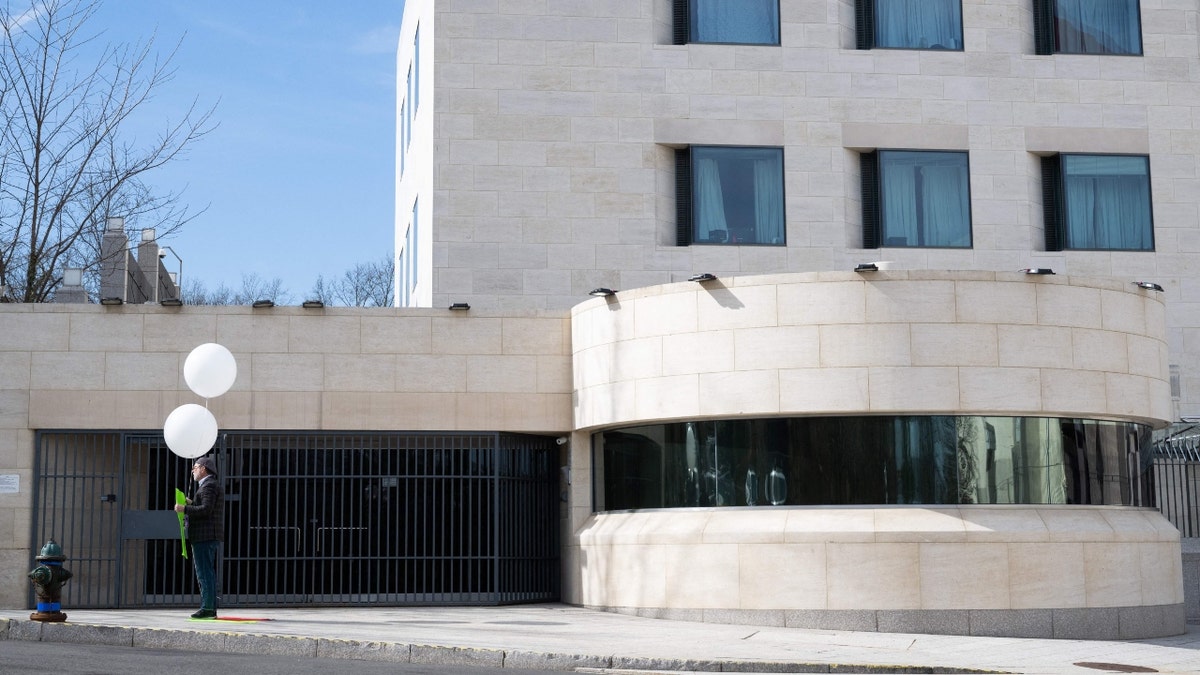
[862,150,971,249]
[1034,0,1142,55]
[856,0,963,50]
[1042,154,1153,251]
[673,0,780,45]
[677,146,785,246]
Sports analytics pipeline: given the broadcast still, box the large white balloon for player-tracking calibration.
[163,404,219,458]
[184,343,237,399]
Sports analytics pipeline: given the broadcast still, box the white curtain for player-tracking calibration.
[881,152,969,247]
[1063,156,1152,250]
[695,158,728,241]
[881,163,918,245]
[920,164,970,247]
[753,158,784,244]
[1054,0,1140,54]
[692,0,778,43]
[875,0,962,49]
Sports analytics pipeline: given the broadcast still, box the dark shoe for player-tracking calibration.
[190,609,217,619]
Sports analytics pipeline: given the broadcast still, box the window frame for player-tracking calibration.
[1033,0,1143,56]
[855,0,965,51]
[675,145,787,247]
[861,149,973,250]
[1041,152,1154,252]
[672,0,781,46]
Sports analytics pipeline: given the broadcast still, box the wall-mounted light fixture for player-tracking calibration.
[589,288,616,297]
[688,273,717,283]
[252,299,275,309]
[449,302,470,311]
[302,300,325,309]
[854,263,878,272]
[99,297,123,306]
[1134,281,1164,292]
[1022,268,1055,275]
[160,298,183,307]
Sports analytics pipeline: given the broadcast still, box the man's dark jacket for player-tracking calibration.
[184,476,225,543]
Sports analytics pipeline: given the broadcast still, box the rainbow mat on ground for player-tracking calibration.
[188,616,274,622]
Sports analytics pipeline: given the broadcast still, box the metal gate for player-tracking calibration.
[30,431,561,609]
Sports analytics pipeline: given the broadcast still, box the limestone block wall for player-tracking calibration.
[418,0,1200,419]
[0,303,573,608]
[577,506,1184,640]
[572,271,1172,429]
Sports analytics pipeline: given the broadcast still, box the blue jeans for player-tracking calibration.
[190,540,220,611]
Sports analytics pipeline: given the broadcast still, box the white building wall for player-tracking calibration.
[405,0,1200,416]
[396,0,434,307]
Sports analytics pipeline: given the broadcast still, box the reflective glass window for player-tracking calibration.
[867,150,972,248]
[683,146,785,246]
[682,0,780,45]
[1044,154,1153,251]
[858,0,963,50]
[593,416,1151,512]
[1039,0,1143,55]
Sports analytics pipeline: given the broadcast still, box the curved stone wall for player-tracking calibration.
[569,272,1181,638]
[576,506,1184,639]
[571,271,1172,430]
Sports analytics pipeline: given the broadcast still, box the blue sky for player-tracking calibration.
[88,0,402,299]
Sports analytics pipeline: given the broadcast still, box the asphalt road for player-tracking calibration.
[0,640,576,675]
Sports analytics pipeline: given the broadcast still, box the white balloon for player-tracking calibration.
[184,343,237,399]
[163,404,219,459]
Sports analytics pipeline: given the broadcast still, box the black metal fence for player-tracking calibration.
[1153,431,1200,538]
[31,431,561,609]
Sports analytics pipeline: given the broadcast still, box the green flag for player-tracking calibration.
[174,488,188,559]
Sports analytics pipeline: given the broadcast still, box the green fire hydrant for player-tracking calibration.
[28,539,72,622]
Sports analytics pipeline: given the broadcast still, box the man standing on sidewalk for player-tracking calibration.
[174,455,224,619]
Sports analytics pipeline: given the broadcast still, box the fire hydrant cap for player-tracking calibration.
[37,539,65,561]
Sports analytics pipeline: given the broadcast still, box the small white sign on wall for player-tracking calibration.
[0,474,19,494]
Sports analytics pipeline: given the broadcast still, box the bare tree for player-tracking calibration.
[310,254,394,307]
[182,273,291,306]
[0,0,215,302]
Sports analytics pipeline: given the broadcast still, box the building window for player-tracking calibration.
[410,198,419,295]
[1034,0,1142,55]
[676,146,785,246]
[861,150,971,249]
[595,417,1151,511]
[856,0,963,50]
[1042,154,1153,251]
[672,0,780,45]
[405,65,414,151]
[413,26,420,111]
[399,98,407,177]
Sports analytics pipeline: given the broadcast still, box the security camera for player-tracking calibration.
[556,436,568,446]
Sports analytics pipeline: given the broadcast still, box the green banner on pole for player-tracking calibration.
[174,488,188,559]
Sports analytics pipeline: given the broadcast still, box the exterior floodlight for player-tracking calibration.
[160,298,183,307]
[1134,281,1164,292]
[589,288,616,297]
[688,273,717,282]
[855,263,878,272]
[302,300,325,309]
[99,297,123,306]
[252,299,275,309]
[1022,268,1055,275]
[449,302,470,311]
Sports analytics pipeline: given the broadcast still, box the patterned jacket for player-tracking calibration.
[184,475,225,543]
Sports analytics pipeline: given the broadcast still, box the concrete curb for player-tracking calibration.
[0,618,1007,674]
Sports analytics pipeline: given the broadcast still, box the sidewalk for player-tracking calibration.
[2,604,1199,674]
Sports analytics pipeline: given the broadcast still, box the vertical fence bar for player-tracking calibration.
[32,430,559,609]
